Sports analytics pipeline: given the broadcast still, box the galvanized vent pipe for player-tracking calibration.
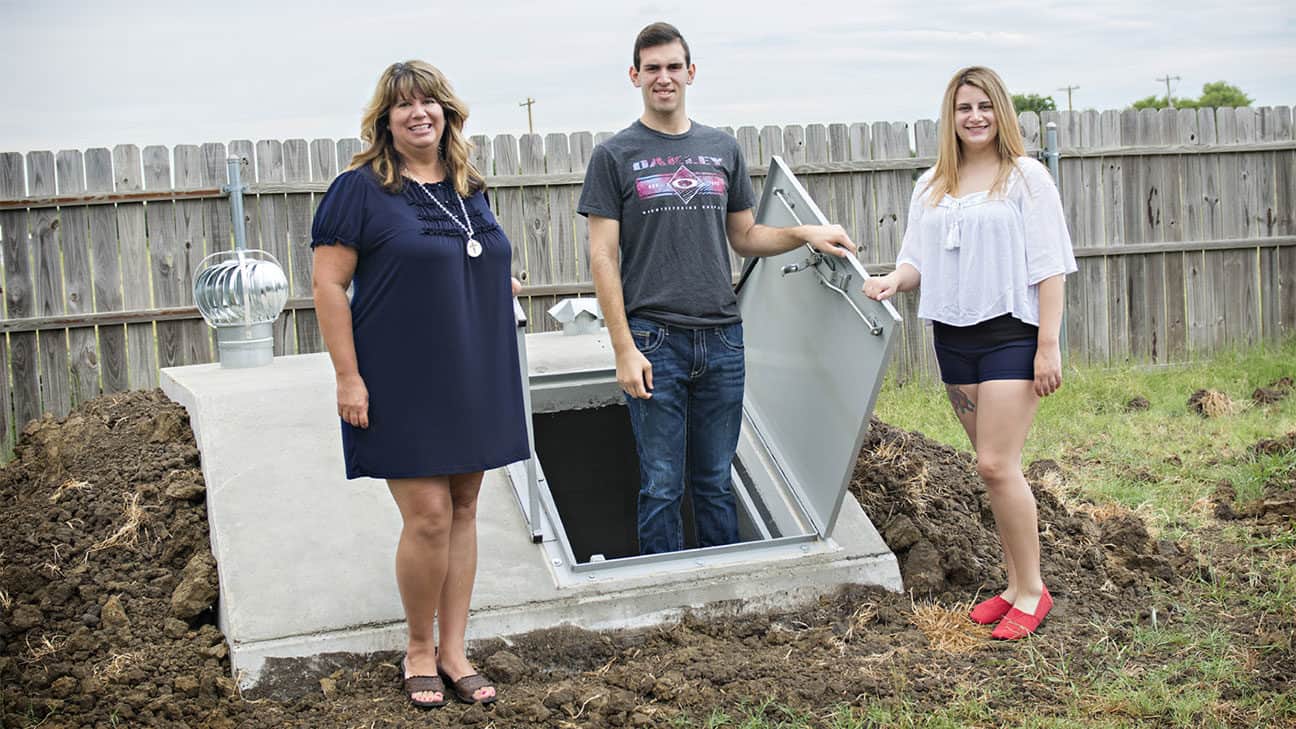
[192,156,289,368]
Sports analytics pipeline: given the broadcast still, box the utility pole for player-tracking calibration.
[519,97,536,134]
[1057,85,1079,113]
[1155,75,1181,108]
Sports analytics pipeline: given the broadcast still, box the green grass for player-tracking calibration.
[674,341,1296,729]
[874,338,1296,537]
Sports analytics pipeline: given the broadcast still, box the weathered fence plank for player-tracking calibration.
[492,134,528,319]
[113,146,155,389]
[846,123,876,272]
[1228,109,1261,346]
[519,134,554,330]
[1068,114,1100,362]
[568,131,594,285]
[802,124,830,215]
[0,152,35,451]
[336,138,363,171]
[1096,116,1128,361]
[56,149,101,405]
[29,151,72,417]
[161,145,208,366]
[310,138,337,184]
[285,139,320,354]
[1276,142,1296,336]
[544,133,579,287]
[470,134,492,176]
[736,125,762,206]
[252,139,294,354]
[827,124,854,245]
[759,125,783,167]
[1161,114,1188,359]
[1140,111,1170,361]
[872,121,910,267]
[87,149,127,393]
[1020,112,1040,151]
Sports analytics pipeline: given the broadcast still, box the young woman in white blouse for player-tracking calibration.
[864,66,1077,639]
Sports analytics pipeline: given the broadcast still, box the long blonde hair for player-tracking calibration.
[349,60,485,197]
[925,66,1025,205]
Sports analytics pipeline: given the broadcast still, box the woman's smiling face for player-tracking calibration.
[387,93,445,158]
[953,84,998,152]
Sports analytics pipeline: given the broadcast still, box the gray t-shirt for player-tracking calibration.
[578,120,756,328]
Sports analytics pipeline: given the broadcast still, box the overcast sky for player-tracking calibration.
[2,0,1292,158]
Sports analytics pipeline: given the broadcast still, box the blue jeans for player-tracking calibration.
[625,316,745,554]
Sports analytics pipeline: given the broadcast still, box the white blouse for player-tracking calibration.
[896,156,1077,327]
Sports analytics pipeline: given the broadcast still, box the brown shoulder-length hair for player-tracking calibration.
[349,60,485,197]
[925,66,1025,205]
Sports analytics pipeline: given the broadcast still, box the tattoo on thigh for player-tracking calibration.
[946,385,976,415]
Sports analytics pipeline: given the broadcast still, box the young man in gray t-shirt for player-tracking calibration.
[577,22,856,555]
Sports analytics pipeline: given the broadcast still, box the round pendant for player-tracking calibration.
[466,239,483,258]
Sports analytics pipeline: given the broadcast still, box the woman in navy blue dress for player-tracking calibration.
[311,60,528,708]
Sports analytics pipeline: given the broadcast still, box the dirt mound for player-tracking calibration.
[0,391,250,726]
[849,419,1197,616]
[1249,432,1296,457]
[2,396,1210,727]
[1124,395,1151,412]
[1188,388,1236,417]
[1253,376,1294,405]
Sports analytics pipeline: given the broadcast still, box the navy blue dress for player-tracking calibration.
[310,167,530,479]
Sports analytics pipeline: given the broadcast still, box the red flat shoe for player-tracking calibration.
[991,587,1053,640]
[968,595,1013,625]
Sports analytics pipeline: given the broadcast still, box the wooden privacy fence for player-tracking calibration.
[1,105,1294,457]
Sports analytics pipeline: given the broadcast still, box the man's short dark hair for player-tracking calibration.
[633,22,690,69]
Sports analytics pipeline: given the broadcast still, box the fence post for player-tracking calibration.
[1043,121,1069,361]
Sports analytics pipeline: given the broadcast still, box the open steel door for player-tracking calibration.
[736,156,902,537]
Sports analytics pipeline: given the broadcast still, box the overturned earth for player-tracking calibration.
[0,390,1286,728]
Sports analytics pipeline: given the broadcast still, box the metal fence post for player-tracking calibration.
[1043,121,1068,362]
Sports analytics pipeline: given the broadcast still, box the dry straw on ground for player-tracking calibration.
[93,652,142,681]
[1188,389,1238,418]
[49,479,91,503]
[909,600,990,653]
[22,634,65,664]
[87,492,145,557]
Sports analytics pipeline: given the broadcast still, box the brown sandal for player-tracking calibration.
[401,655,447,708]
[438,667,498,704]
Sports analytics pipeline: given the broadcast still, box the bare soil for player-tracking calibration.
[2,391,1290,728]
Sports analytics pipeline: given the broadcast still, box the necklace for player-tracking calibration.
[411,178,482,258]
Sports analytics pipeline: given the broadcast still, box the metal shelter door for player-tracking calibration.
[737,156,902,537]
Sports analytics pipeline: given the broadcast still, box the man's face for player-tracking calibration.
[630,40,694,116]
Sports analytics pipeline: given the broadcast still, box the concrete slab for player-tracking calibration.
[162,344,901,691]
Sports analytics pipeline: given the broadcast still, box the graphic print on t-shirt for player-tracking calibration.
[631,154,729,206]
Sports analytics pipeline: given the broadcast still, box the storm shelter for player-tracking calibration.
[159,157,905,691]
[508,157,903,586]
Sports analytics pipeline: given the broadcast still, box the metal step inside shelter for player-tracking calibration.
[507,157,903,586]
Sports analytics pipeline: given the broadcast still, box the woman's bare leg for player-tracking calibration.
[388,477,452,704]
[972,380,1044,613]
[433,471,495,701]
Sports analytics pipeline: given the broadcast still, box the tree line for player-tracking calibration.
[1010,82,1254,114]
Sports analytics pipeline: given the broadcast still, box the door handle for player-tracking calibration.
[772,188,883,336]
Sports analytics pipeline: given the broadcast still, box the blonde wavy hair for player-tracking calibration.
[924,66,1025,205]
[349,60,485,197]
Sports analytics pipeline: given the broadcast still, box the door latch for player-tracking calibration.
[781,252,823,275]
